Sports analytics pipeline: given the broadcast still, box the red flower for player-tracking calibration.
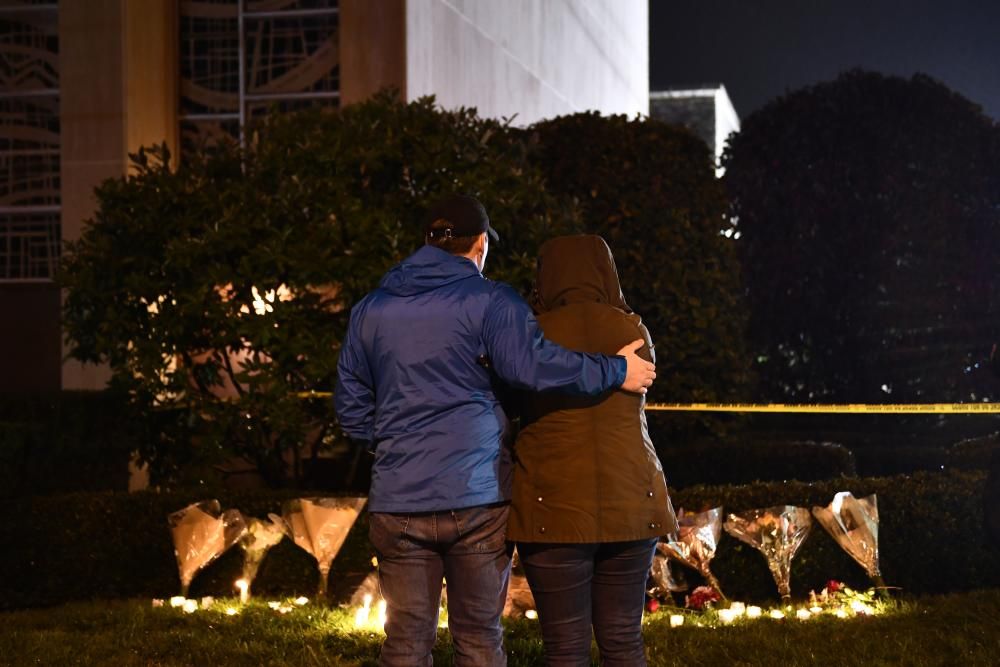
[685,586,721,611]
[826,580,844,593]
[646,598,660,613]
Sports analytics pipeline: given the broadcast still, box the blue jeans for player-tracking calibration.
[369,503,512,667]
[517,539,658,667]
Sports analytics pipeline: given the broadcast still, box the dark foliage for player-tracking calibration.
[724,70,1000,403]
[3,471,992,609]
[672,470,996,601]
[59,93,568,487]
[656,437,857,489]
[528,112,750,438]
[0,391,133,498]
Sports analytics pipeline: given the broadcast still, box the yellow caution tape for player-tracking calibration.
[644,402,1000,414]
[297,392,1000,414]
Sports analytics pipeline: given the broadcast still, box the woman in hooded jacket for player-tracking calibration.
[509,234,678,667]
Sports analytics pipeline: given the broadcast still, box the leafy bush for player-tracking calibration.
[528,113,750,438]
[0,489,373,610]
[60,92,570,486]
[724,70,1000,403]
[2,471,991,609]
[672,470,996,601]
[0,391,134,498]
[851,434,998,477]
[657,438,857,489]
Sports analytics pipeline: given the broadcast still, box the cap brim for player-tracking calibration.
[486,225,500,243]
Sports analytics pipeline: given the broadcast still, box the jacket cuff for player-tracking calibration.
[612,355,627,388]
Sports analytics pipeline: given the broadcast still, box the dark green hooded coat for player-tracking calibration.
[508,235,678,543]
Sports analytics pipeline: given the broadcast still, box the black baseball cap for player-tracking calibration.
[425,194,500,243]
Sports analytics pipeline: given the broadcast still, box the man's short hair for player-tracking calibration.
[425,219,480,254]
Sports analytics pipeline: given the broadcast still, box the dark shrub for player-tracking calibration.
[2,471,991,609]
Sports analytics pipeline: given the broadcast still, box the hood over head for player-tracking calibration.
[533,235,631,314]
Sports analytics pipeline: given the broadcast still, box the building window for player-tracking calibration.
[0,1,60,282]
[180,0,339,158]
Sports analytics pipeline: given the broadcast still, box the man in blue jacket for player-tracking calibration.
[335,195,656,667]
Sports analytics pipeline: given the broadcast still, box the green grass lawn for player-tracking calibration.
[3,589,999,666]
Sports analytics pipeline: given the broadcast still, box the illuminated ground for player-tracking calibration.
[3,589,999,666]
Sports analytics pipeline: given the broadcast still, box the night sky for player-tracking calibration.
[649,0,1000,121]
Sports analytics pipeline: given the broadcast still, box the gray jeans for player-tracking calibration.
[369,503,512,667]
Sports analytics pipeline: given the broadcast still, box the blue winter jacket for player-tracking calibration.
[335,245,626,513]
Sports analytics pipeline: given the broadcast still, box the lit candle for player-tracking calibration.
[354,593,373,628]
[235,579,249,604]
[294,596,309,606]
[669,614,685,628]
[718,609,737,624]
[151,599,164,608]
[746,606,762,619]
[769,609,785,619]
[809,606,823,614]
[376,599,388,631]
[850,600,871,615]
[796,609,811,620]
[200,596,214,609]
[729,602,746,616]
[225,607,239,616]
[525,610,538,620]
[182,599,198,614]
[169,596,186,608]
[835,608,849,619]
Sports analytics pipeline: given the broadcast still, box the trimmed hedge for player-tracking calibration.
[0,391,134,498]
[656,439,857,489]
[0,490,373,611]
[852,432,999,477]
[673,470,998,602]
[1,471,994,610]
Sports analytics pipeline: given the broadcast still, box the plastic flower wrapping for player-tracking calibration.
[168,500,246,595]
[647,546,685,599]
[282,497,367,596]
[660,507,725,597]
[812,492,883,585]
[723,505,812,601]
[235,513,287,594]
[503,547,537,618]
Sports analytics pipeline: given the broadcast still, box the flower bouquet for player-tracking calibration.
[660,507,725,598]
[724,505,812,602]
[168,500,246,596]
[811,492,886,592]
[281,497,367,597]
[234,513,287,597]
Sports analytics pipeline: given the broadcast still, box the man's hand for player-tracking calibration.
[617,339,656,394]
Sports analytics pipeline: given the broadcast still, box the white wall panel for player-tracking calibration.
[406,0,647,124]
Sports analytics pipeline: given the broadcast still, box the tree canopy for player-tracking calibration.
[530,112,750,426]
[724,70,1000,403]
[61,94,743,484]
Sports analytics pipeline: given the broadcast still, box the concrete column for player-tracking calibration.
[59,0,179,390]
[339,0,407,105]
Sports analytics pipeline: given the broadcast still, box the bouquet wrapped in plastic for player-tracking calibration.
[168,500,246,595]
[660,507,725,598]
[724,505,812,601]
[235,513,287,596]
[812,492,885,589]
[647,547,685,600]
[282,497,367,597]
